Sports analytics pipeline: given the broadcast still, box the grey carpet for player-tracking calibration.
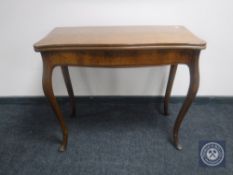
[0,97,232,175]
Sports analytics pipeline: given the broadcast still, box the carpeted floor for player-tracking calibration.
[0,97,232,175]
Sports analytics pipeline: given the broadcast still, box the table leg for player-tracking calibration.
[42,61,68,152]
[61,66,76,117]
[164,64,178,115]
[173,57,199,150]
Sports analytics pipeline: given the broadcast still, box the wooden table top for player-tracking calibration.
[34,26,206,51]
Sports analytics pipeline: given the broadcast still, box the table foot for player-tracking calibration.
[175,143,183,150]
[58,130,68,152]
[59,144,67,152]
[164,64,177,116]
[173,133,183,150]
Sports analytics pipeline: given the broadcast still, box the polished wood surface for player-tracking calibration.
[164,64,178,115]
[34,26,206,152]
[41,49,197,67]
[61,66,76,117]
[34,26,206,51]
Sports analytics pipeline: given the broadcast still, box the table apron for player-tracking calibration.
[41,49,200,67]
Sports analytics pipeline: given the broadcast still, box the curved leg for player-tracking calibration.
[61,66,76,117]
[164,64,178,115]
[173,57,200,150]
[42,62,68,152]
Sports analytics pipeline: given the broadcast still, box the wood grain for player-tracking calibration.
[34,26,206,51]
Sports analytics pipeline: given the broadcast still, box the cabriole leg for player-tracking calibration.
[164,64,178,115]
[61,66,76,117]
[42,61,68,152]
[173,56,200,150]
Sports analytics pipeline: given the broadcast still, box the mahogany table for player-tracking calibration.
[34,26,206,152]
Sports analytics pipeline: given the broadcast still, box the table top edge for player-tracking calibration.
[34,25,207,52]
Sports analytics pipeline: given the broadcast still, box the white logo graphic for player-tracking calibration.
[200,142,224,167]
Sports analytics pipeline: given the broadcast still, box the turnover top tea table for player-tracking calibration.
[34,26,206,152]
